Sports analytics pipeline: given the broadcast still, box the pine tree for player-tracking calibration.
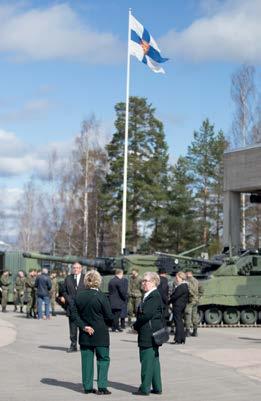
[186,119,226,245]
[103,97,169,251]
[149,156,197,252]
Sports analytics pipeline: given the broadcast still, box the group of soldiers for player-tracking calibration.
[0,269,59,318]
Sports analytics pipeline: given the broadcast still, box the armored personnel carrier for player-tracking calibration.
[197,250,261,325]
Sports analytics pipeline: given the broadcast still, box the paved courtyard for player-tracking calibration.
[1,307,261,401]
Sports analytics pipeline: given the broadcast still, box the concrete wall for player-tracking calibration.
[223,144,261,254]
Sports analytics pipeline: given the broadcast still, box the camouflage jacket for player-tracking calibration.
[187,276,203,304]
[50,278,58,295]
[15,277,26,291]
[25,276,35,293]
[128,276,142,298]
[0,275,11,290]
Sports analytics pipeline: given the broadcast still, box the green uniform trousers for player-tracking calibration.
[81,346,110,391]
[139,346,162,394]
[1,290,9,311]
[26,293,35,314]
[128,296,141,322]
[185,303,198,329]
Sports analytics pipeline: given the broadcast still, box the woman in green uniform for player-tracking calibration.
[133,272,163,396]
[72,270,114,395]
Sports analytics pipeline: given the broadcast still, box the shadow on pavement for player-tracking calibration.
[41,378,83,393]
[238,337,261,342]
[39,345,68,351]
[41,378,136,393]
[120,339,137,343]
[108,380,137,392]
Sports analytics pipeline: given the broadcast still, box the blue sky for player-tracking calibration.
[0,0,261,239]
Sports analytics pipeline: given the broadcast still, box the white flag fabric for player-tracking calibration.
[129,14,168,73]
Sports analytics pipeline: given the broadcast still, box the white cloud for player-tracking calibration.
[0,155,47,177]
[0,97,52,123]
[161,0,261,63]
[0,3,124,63]
[0,129,28,157]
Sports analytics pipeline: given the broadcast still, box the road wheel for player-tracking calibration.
[204,307,222,325]
[240,308,257,325]
[223,308,240,325]
[197,309,204,324]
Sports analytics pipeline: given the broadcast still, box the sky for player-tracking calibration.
[0,0,261,242]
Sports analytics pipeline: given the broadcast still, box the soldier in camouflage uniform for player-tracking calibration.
[184,270,204,337]
[13,271,26,313]
[25,269,37,318]
[127,268,143,326]
[50,272,59,316]
[0,270,11,312]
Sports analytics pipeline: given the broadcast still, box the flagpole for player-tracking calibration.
[121,8,131,255]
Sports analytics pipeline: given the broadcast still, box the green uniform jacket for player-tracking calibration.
[0,275,11,289]
[15,277,25,291]
[72,289,114,348]
[25,276,35,293]
[188,276,203,304]
[128,276,142,298]
[133,289,163,348]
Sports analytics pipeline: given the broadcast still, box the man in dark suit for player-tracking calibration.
[157,268,169,318]
[62,262,85,352]
[108,269,128,332]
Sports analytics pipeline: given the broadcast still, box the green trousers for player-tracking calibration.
[81,346,110,391]
[139,346,162,394]
[185,303,198,329]
[1,290,9,311]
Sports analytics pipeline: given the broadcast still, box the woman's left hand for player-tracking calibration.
[84,326,95,335]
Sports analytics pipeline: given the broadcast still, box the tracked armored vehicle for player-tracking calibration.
[198,250,261,325]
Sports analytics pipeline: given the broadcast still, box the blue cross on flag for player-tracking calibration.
[129,14,168,73]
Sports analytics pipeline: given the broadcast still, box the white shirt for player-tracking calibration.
[143,288,157,301]
[75,274,81,287]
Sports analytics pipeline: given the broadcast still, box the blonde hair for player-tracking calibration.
[142,272,160,287]
[84,270,102,289]
[176,271,186,281]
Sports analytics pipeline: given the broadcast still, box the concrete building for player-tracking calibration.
[223,143,261,255]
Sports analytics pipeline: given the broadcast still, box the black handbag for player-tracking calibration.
[152,326,170,345]
[149,308,170,345]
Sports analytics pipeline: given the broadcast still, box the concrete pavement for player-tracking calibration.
[0,307,261,401]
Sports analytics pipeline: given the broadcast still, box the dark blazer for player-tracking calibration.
[72,289,114,348]
[169,282,189,311]
[133,289,163,348]
[62,273,85,315]
[157,276,169,306]
[108,276,128,310]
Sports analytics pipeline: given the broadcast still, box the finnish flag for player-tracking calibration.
[129,14,168,74]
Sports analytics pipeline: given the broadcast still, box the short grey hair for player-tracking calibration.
[42,268,49,274]
[84,270,102,289]
[142,272,160,287]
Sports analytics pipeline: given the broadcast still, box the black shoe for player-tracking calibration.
[97,388,112,395]
[67,346,77,353]
[132,390,149,396]
[171,340,185,344]
[185,329,191,337]
[84,389,98,394]
[52,312,57,316]
[151,390,162,394]
[191,328,198,337]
